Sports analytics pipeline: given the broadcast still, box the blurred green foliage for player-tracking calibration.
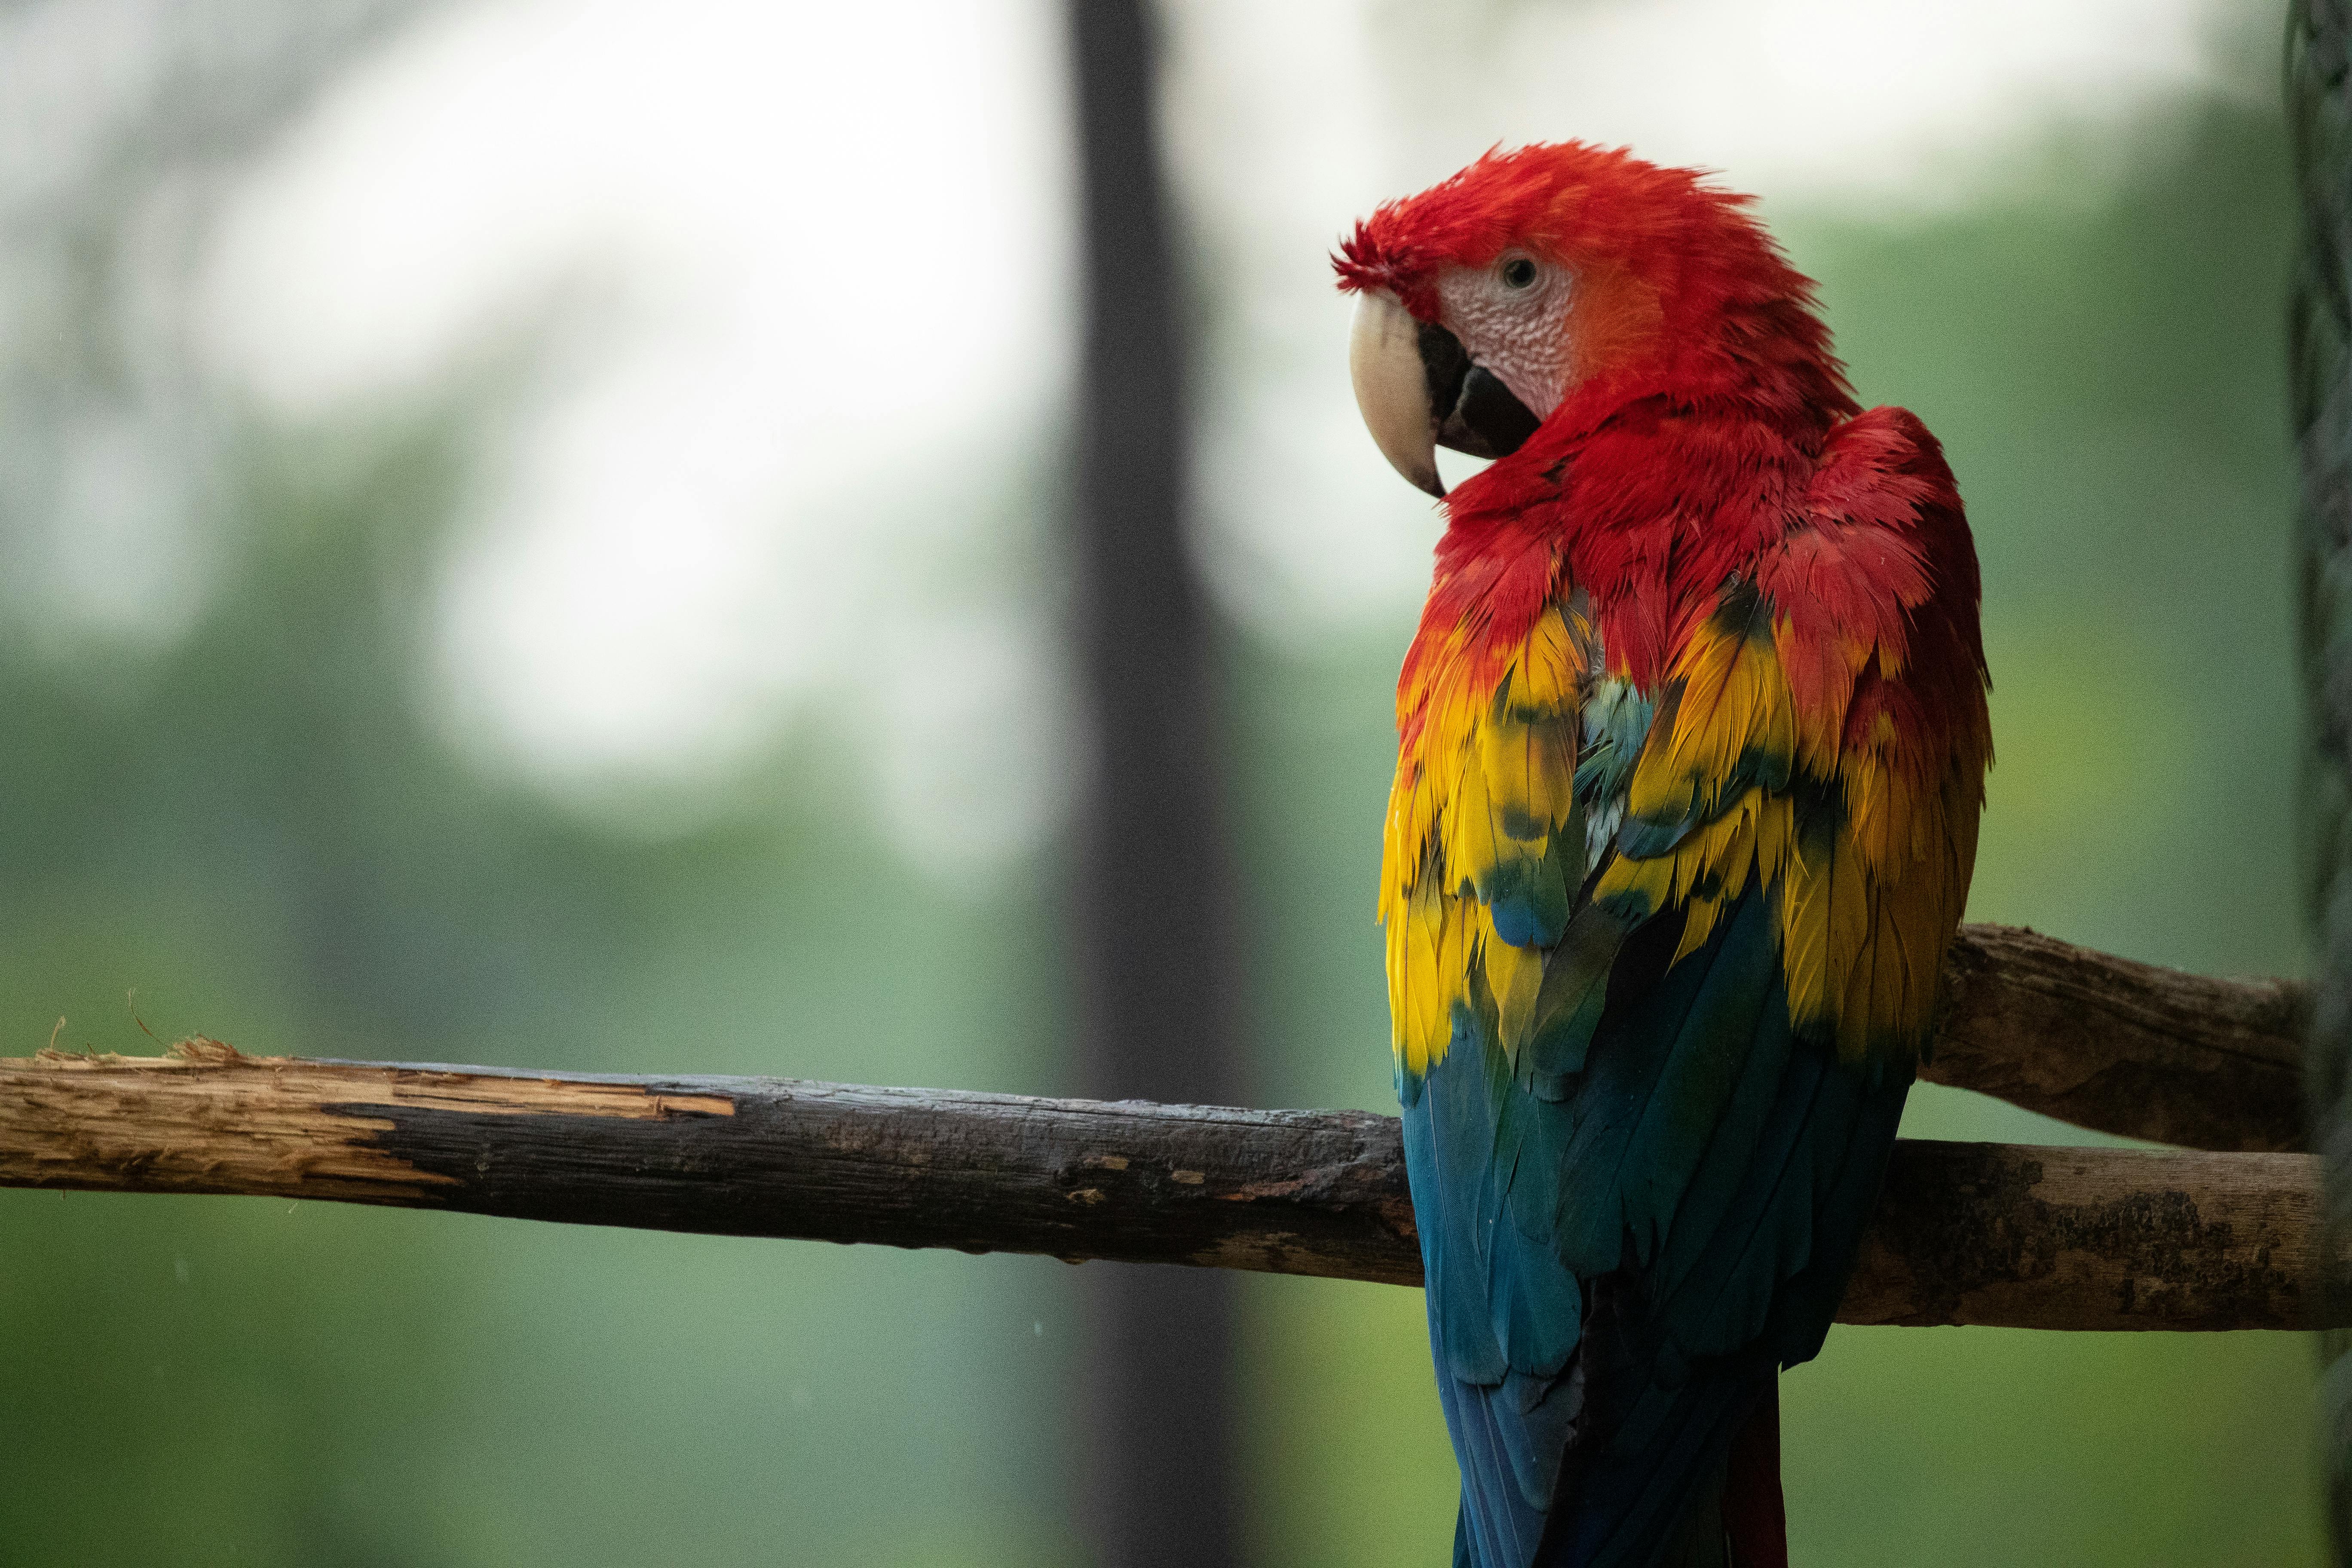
[0,398,1080,1566]
[0,59,2325,1568]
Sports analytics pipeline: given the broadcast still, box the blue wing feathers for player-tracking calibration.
[1552,887,1777,1278]
[1432,1310,1578,1565]
[1757,1085,1908,1367]
[1645,984,1800,1316]
[1455,1375,1543,1564]
[1403,868,1914,1567]
[1409,1017,1511,1385]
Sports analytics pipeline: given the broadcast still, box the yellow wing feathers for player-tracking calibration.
[1384,604,1589,1074]
[1621,606,1797,833]
[1597,600,1980,1062]
[1383,581,1985,1078]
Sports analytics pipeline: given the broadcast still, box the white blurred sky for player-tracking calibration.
[176,0,2265,857]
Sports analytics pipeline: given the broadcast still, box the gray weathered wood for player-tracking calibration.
[0,1041,2333,1330]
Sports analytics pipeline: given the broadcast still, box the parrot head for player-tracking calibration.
[1334,141,1841,496]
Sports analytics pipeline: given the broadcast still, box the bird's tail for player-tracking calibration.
[1528,1274,1790,1568]
[1533,1370,1783,1568]
[1714,1380,1788,1568]
[1637,1382,1778,1568]
[1568,1378,1786,1568]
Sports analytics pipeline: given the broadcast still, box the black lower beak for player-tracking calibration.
[1417,321,1541,461]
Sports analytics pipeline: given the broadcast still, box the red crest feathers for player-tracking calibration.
[1333,142,1849,418]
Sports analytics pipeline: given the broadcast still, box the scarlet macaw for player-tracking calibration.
[1336,144,1991,1568]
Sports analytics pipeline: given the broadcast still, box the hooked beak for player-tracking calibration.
[1349,291,1443,497]
[1348,291,1542,499]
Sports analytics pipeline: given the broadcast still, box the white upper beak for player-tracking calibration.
[1348,291,1442,498]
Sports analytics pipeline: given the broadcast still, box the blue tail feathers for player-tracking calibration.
[1403,878,1913,1567]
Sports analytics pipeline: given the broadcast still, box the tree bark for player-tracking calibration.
[2,1040,2334,1332]
[1928,923,2302,1152]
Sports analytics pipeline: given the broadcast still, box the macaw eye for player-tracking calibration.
[1499,256,1539,291]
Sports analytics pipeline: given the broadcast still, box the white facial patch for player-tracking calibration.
[1434,258,1577,420]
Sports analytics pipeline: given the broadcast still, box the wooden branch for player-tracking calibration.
[1929,923,2304,1152]
[0,1042,2334,1331]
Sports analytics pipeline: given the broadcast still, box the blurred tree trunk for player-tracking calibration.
[2292,0,2352,1558]
[1064,4,1243,1568]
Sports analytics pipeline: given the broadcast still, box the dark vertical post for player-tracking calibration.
[2292,1,2352,1559]
[1063,4,1243,1568]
